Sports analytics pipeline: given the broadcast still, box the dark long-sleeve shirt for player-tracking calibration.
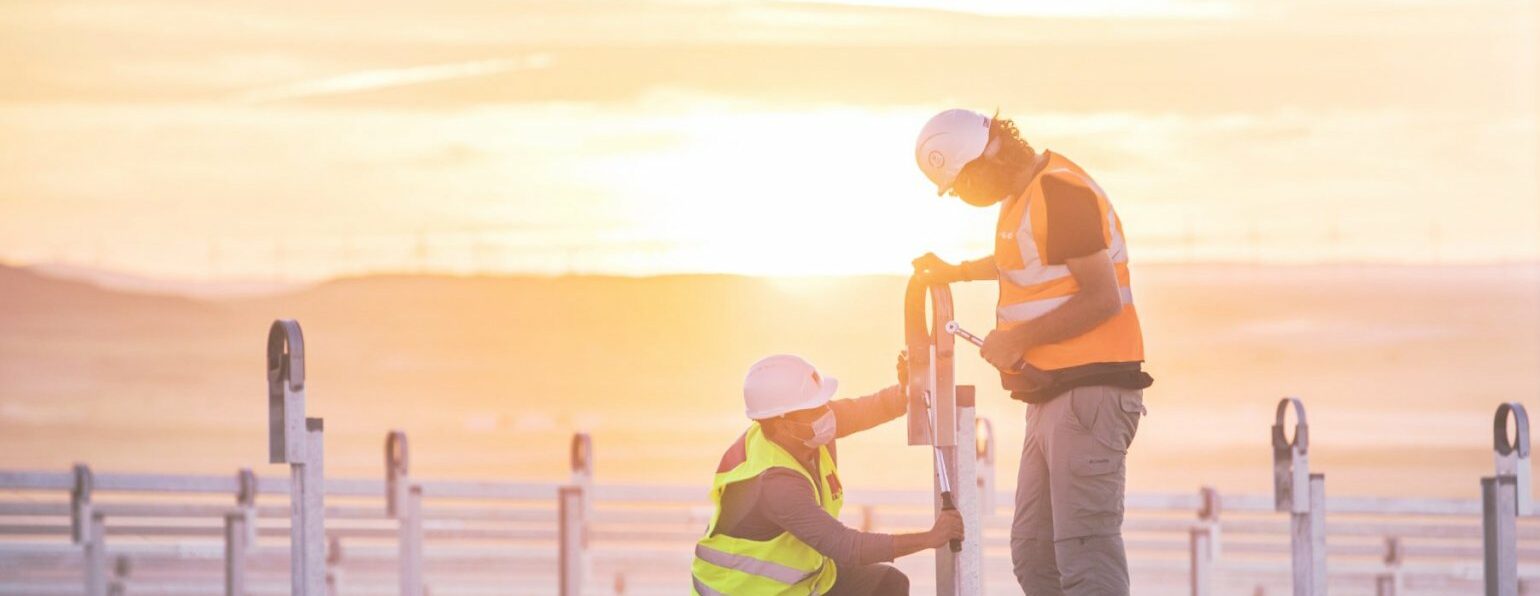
[711,385,908,567]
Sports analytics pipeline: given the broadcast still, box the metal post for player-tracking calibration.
[267,320,325,596]
[1190,526,1213,596]
[108,555,130,596]
[976,417,996,517]
[225,512,248,596]
[1375,537,1403,596]
[386,430,410,518]
[1307,474,1327,595]
[71,464,107,596]
[1191,486,1221,596]
[387,430,424,596]
[267,320,307,466]
[570,433,594,587]
[226,468,256,596]
[955,386,982,596]
[933,419,961,596]
[85,511,107,596]
[1199,486,1223,558]
[236,469,258,547]
[296,418,326,595]
[71,463,93,544]
[558,485,585,596]
[404,486,424,595]
[904,275,980,596]
[1485,401,1529,596]
[571,433,594,504]
[1273,397,1325,595]
[1483,476,1518,596]
[326,535,343,596]
[1493,403,1531,516]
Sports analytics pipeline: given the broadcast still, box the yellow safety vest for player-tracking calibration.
[994,151,1145,371]
[691,422,843,595]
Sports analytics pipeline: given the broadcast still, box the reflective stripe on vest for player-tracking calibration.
[694,544,816,585]
[994,152,1145,370]
[692,575,725,596]
[998,194,1130,290]
[999,285,1135,323]
[691,423,841,595]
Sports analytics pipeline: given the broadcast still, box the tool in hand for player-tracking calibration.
[920,389,962,553]
[944,321,1027,373]
[945,320,1056,392]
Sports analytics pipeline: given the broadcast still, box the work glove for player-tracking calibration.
[911,252,963,285]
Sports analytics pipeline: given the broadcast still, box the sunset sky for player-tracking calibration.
[2,0,1536,279]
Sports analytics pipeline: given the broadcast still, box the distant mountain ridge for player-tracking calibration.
[22,262,303,300]
[1,261,1537,495]
[0,263,208,313]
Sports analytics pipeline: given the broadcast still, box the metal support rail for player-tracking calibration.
[905,275,981,595]
[0,319,1533,595]
[267,319,325,596]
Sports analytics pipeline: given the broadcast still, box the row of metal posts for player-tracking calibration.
[1189,397,1328,595]
[1188,398,1533,596]
[66,321,315,596]
[62,318,1535,596]
[77,395,1522,596]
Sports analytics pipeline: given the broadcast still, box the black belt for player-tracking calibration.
[1004,361,1153,404]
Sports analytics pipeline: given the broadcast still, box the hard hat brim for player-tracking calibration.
[746,377,839,420]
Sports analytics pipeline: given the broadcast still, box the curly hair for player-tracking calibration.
[988,116,1034,168]
[951,114,1036,204]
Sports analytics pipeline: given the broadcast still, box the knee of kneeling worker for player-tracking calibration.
[878,567,910,593]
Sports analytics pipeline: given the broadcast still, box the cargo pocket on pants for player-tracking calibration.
[1076,388,1143,454]
[1069,451,1126,535]
[1116,393,1145,451]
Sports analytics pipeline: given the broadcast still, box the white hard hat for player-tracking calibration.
[743,354,839,420]
[915,108,992,196]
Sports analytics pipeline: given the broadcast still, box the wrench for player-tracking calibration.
[943,321,1028,373]
[920,389,962,553]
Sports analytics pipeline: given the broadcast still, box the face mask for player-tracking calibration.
[801,409,837,448]
[954,158,1013,207]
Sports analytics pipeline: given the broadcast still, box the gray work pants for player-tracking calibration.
[1010,385,1146,595]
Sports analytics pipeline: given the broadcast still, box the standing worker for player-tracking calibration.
[912,108,1154,595]
[691,354,965,595]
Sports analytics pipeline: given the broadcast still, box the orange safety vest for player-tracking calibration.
[994,152,1144,371]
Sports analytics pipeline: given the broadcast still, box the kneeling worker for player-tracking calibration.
[691,354,965,595]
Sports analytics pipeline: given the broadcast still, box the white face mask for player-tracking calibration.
[801,409,836,448]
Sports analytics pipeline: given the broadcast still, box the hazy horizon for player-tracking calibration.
[4,261,1537,500]
[9,256,1540,300]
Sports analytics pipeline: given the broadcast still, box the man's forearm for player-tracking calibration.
[1012,289,1121,349]
[960,257,998,281]
[891,530,940,559]
[830,385,906,439]
[761,471,896,566]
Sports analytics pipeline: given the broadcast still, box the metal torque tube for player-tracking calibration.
[904,275,980,595]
